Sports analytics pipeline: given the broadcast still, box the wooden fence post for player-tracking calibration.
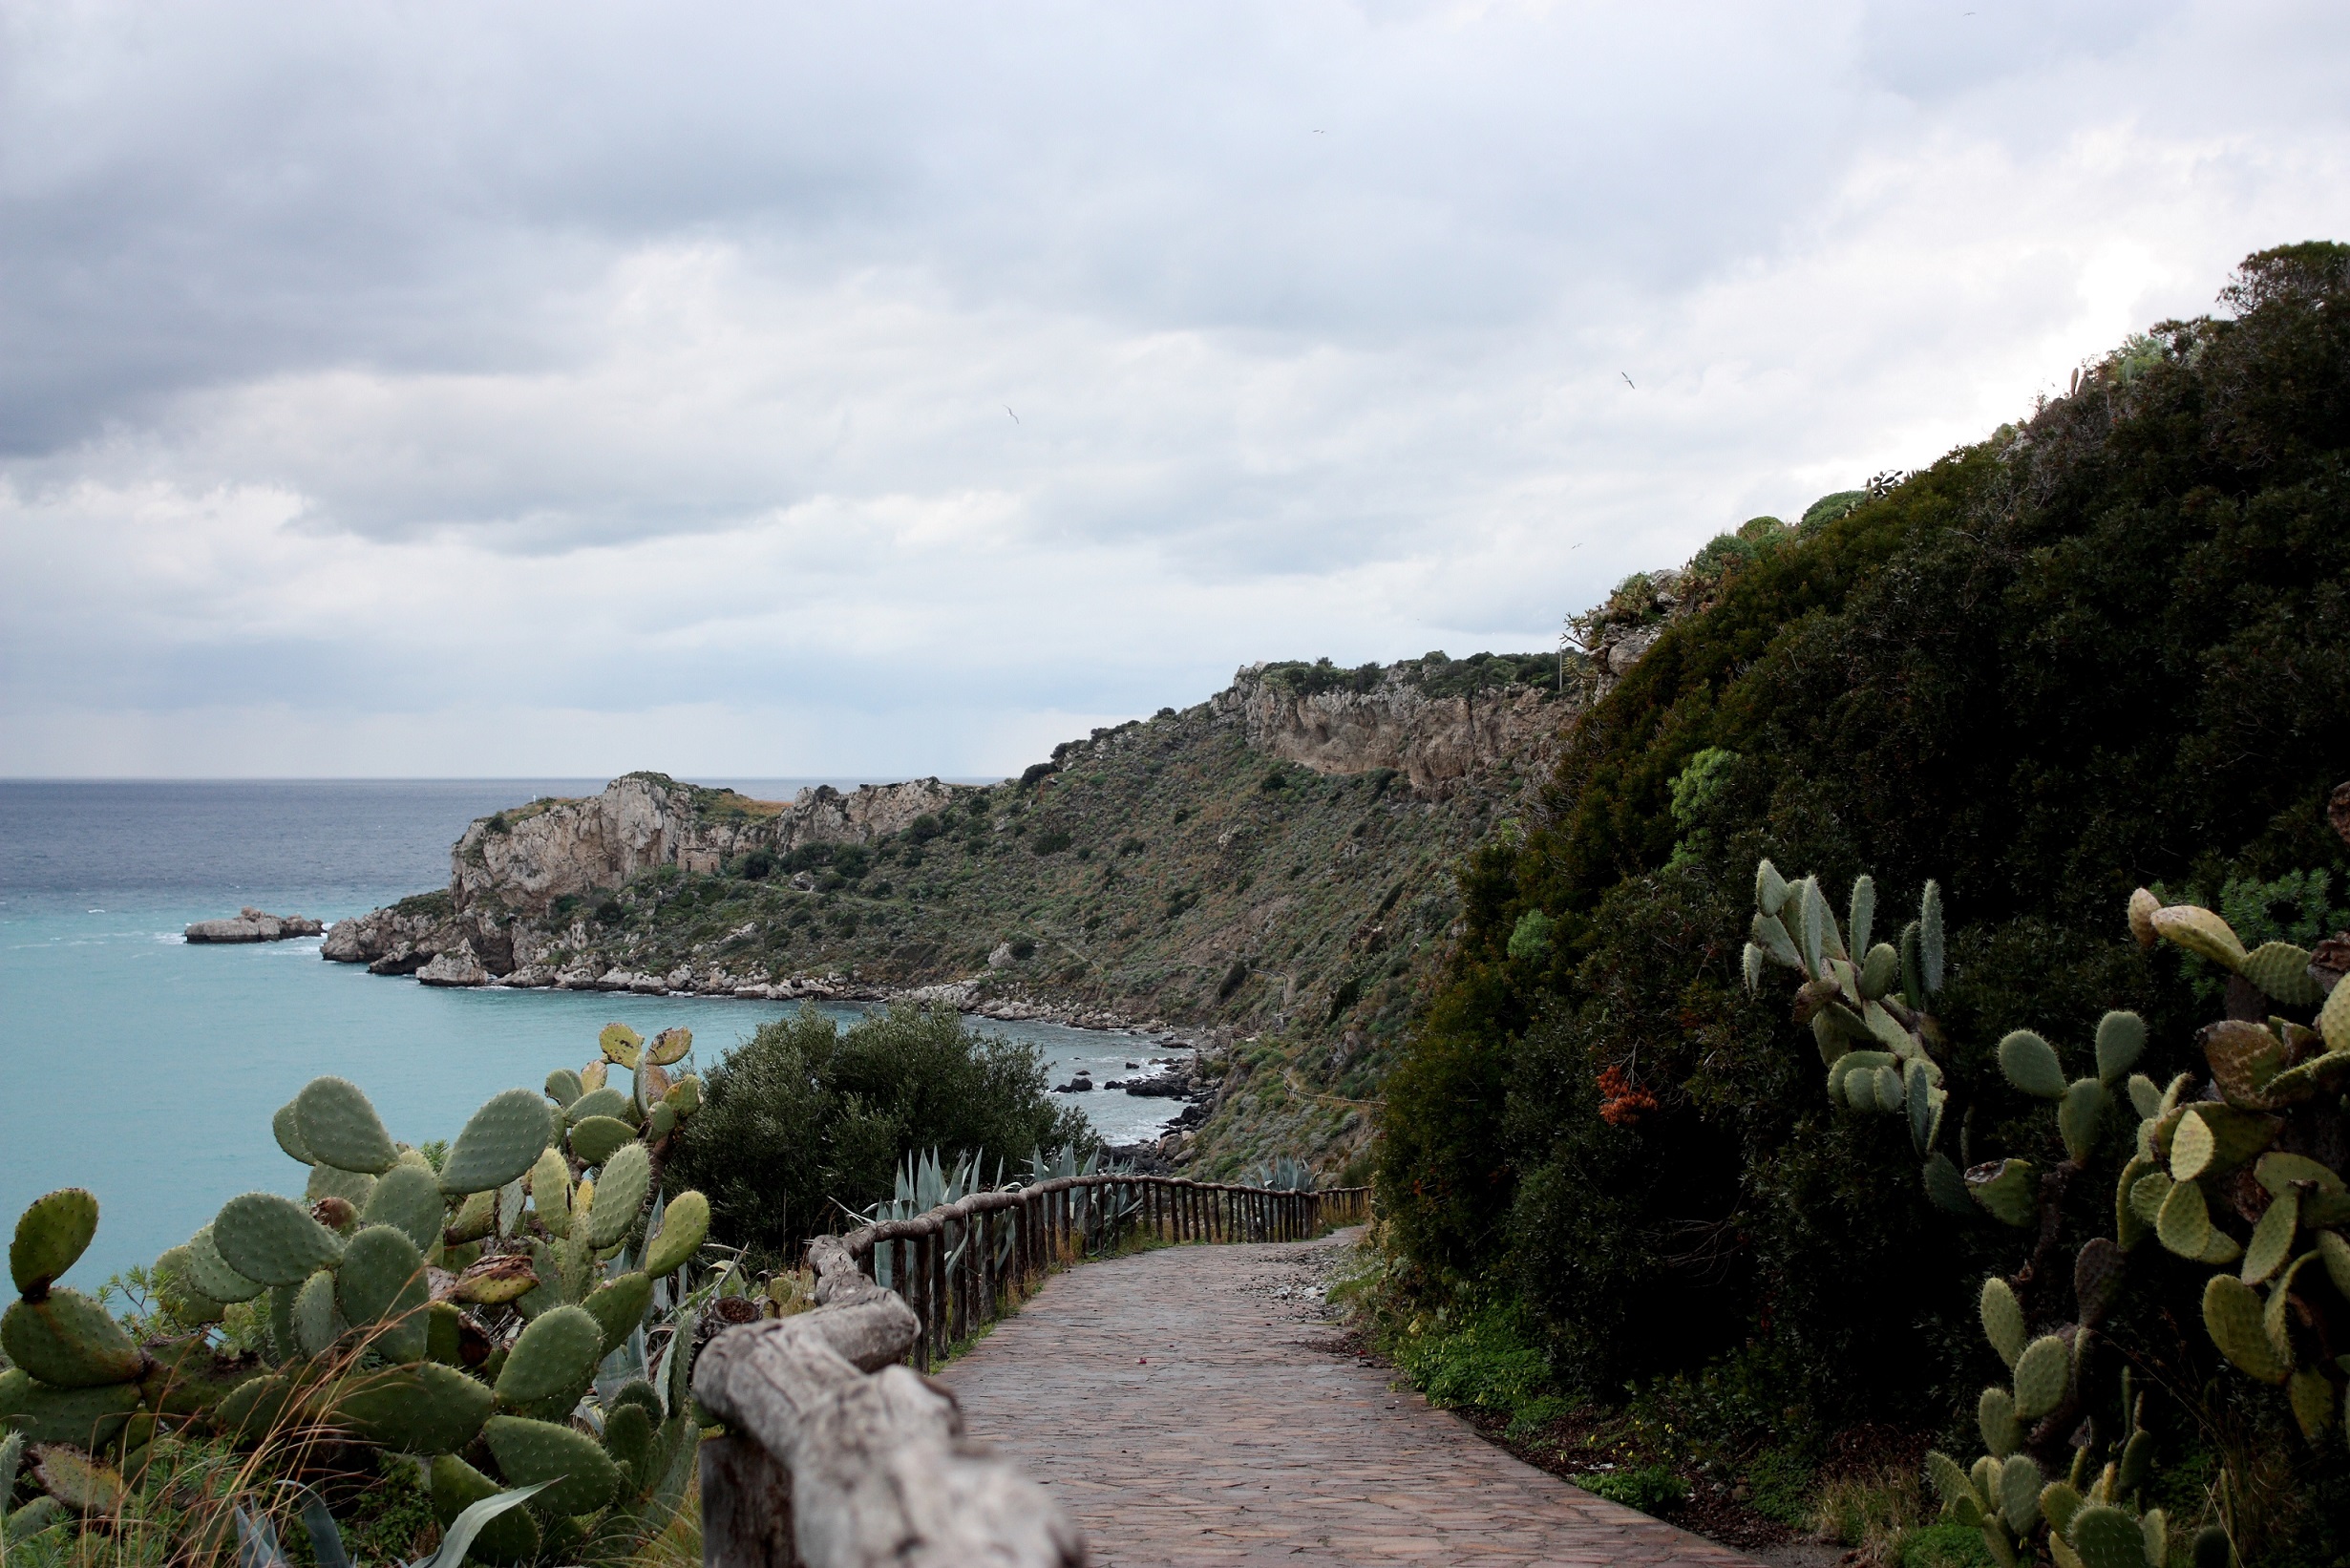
[700,1431,798,1568]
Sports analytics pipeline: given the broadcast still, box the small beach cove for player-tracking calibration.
[0,780,1187,1288]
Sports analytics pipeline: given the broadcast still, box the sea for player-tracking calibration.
[0,780,1185,1290]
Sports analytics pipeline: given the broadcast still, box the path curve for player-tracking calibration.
[940,1229,1763,1567]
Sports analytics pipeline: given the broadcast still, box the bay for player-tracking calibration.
[0,780,1182,1289]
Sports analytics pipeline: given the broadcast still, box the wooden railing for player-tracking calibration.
[695,1176,1371,1568]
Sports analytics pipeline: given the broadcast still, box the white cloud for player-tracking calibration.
[3,0,2347,776]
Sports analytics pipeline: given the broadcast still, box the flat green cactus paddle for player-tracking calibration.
[0,1289,144,1388]
[2093,1012,2145,1087]
[588,1142,652,1249]
[2071,1504,2149,1568]
[430,1454,543,1565]
[214,1192,345,1285]
[1997,1031,2068,1099]
[11,1190,100,1298]
[482,1414,623,1515]
[328,1362,496,1454]
[1980,1278,2026,1369]
[495,1304,604,1411]
[295,1076,400,1175]
[336,1225,430,1362]
[440,1090,555,1197]
[2012,1334,2069,1421]
[2202,1274,2286,1384]
[644,1192,709,1277]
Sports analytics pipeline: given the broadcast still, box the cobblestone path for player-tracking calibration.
[939,1229,1763,1567]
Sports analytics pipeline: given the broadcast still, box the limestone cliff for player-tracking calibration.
[1214,657,1573,793]
[452,773,958,917]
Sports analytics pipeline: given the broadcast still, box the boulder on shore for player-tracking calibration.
[184,908,324,943]
[415,945,490,987]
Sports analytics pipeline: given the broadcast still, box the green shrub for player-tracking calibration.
[664,1004,1094,1259]
[1571,1465,1687,1515]
[1031,829,1073,855]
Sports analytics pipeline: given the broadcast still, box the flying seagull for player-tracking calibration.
[1620,372,1635,389]
[1005,406,1020,424]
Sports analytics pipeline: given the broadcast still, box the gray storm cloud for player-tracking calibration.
[3,0,2346,776]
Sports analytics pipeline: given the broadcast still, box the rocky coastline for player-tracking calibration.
[183,907,324,943]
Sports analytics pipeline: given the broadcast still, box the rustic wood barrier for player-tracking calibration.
[696,1176,1371,1568]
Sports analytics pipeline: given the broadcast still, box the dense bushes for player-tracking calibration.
[1378,244,2350,1435]
[663,1004,1094,1260]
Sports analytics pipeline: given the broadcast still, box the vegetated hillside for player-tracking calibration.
[328,653,1575,1176]
[1375,245,2350,1548]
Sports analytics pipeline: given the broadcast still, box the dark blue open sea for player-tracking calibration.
[0,781,1179,1287]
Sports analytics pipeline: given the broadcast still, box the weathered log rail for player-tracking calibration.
[695,1176,1371,1568]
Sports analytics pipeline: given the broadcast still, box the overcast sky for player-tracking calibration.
[4,1,2346,780]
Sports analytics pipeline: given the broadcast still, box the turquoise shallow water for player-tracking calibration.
[0,781,1180,1289]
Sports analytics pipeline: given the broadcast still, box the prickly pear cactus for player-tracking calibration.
[1747,847,2350,1568]
[0,1024,721,1560]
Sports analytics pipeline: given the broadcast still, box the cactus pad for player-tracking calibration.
[582,1272,654,1356]
[2239,941,2321,1006]
[483,1414,623,1515]
[1927,1450,1981,1512]
[645,1191,709,1277]
[496,1304,604,1410]
[2180,1104,2281,1180]
[566,1085,636,1127]
[1967,1159,2040,1229]
[2255,1152,2344,1197]
[328,1362,496,1454]
[2092,1011,2145,1087]
[2202,1022,2288,1110]
[431,1453,543,1565]
[2074,1237,2125,1328]
[295,1076,400,1175]
[1750,912,1800,969]
[447,1188,497,1244]
[2323,971,2350,1053]
[0,1290,144,1387]
[11,1189,100,1298]
[2012,1334,2069,1420]
[306,1161,377,1211]
[646,1027,693,1067]
[293,1268,342,1357]
[2240,1188,2298,1284]
[569,1115,637,1168]
[1979,1385,2021,1456]
[1923,1154,1973,1215]
[336,1225,429,1360]
[360,1164,447,1255]
[2038,1481,2083,1539]
[2126,1074,2162,1119]
[1998,1452,2042,1532]
[0,1370,140,1449]
[2151,904,2246,969]
[2113,1159,2152,1248]
[439,1090,555,1197]
[530,1148,573,1239]
[544,1068,584,1110]
[646,1102,679,1143]
[2202,1274,2286,1384]
[1855,942,1898,1001]
[2127,887,2160,945]
[2071,1505,2149,1568]
[2059,1079,2107,1162]
[214,1192,345,1284]
[271,1100,314,1164]
[1997,1031,2068,1099]
[600,1023,645,1070]
[2130,1169,2173,1227]
[2286,1367,2334,1441]
[453,1252,541,1306]
[1980,1278,2026,1368]
[30,1445,126,1514]
[636,1062,673,1113]
[582,1059,608,1091]
[588,1141,652,1249]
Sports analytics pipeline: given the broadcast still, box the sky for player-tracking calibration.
[4,1,2347,781]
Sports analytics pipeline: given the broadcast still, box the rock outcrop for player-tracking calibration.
[451,773,957,917]
[1215,661,1573,793]
[184,908,324,943]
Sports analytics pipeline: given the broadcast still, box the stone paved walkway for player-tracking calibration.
[940,1228,1764,1567]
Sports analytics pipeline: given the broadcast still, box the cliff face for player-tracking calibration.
[1216,663,1573,793]
[451,773,958,917]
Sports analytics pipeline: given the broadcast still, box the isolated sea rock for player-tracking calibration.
[184,908,324,943]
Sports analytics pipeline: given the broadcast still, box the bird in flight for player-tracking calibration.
[1005,406,1020,424]
[1620,372,1635,389]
